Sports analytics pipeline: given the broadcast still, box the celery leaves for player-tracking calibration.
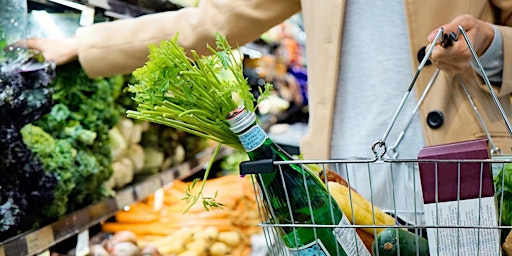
[127,33,270,152]
[127,33,271,211]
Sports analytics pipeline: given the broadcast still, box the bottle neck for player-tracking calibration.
[236,122,268,152]
[226,105,268,153]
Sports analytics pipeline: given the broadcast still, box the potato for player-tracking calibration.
[217,231,241,246]
[111,241,140,256]
[177,250,202,256]
[141,244,162,256]
[112,230,138,245]
[209,242,230,256]
[185,239,208,253]
[89,244,109,256]
[192,226,218,242]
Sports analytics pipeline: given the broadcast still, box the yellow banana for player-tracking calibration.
[328,181,397,235]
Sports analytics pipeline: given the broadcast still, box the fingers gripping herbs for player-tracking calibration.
[127,33,272,211]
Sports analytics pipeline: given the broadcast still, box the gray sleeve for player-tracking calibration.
[471,25,503,83]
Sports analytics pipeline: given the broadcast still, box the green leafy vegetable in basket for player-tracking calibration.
[127,33,272,211]
[494,163,512,227]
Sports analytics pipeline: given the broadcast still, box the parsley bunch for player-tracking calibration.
[128,33,270,151]
[127,33,271,211]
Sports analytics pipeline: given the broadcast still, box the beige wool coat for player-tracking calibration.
[76,0,512,159]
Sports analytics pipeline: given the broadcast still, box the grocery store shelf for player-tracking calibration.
[0,145,230,256]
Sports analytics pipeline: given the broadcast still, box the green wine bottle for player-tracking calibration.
[226,106,369,256]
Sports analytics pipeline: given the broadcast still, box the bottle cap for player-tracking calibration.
[226,105,256,133]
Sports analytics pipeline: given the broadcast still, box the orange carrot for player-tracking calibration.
[102,222,177,236]
[115,209,159,223]
[160,209,229,221]
[160,218,234,232]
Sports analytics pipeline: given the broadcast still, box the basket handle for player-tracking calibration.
[373,26,512,159]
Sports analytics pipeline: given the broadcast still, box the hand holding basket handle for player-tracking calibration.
[426,14,495,74]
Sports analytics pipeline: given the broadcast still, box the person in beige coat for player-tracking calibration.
[26,0,512,159]
[27,0,512,224]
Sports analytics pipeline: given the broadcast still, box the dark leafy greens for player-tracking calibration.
[0,47,57,240]
[35,61,122,211]
[21,124,76,220]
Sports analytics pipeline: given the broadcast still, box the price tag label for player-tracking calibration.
[79,7,95,26]
[26,226,54,256]
[198,149,213,164]
[36,250,50,256]
[75,230,90,256]
[160,169,176,185]
[153,188,165,211]
[176,163,191,179]
[115,188,135,209]
[491,155,512,178]
[135,177,162,200]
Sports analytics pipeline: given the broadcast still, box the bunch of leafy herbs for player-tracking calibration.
[127,33,271,211]
[0,47,58,240]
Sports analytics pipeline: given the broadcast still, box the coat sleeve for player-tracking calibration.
[495,25,512,96]
[491,0,512,96]
[75,0,301,78]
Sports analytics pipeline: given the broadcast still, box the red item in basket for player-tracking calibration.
[417,138,500,256]
[417,138,493,204]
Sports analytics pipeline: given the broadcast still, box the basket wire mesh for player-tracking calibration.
[245,157,511,255]
[241,26,512,256]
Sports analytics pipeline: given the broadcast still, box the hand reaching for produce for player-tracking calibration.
[16,36,79,66]
[426,14,495,74]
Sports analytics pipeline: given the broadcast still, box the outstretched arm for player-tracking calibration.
[26,0,301,78]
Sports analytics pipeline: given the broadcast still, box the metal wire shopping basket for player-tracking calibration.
[239,27,512,256]
[242,156,511,256]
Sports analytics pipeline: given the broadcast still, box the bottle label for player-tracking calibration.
[333,214,372,256]
[287,239,330,256]
[238,125,267,152]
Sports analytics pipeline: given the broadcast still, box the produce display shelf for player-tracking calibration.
[0,145,229,256]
